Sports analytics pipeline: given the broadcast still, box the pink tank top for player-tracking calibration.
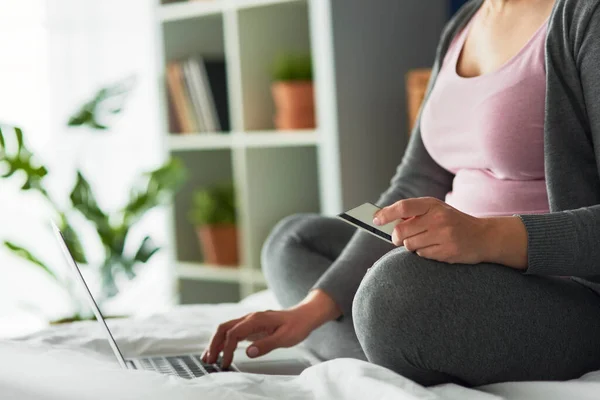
[420,15,550,217]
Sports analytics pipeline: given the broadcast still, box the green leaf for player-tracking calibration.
[89,120,108,130]
[272,54,313,81]
[60,219,88,264]
[100,260,119,299]
[123,158,186,226]
[68,109,93,127]
[4,241,59,281]
[188,183,236,225]
[0,126,6,149]
[70,171,109,227]
[67,76,136,131]
[108,226,128,256]
[14,126,24,154]
[0,126,48,192]
[69,171,129,257]
[133,236,160,264]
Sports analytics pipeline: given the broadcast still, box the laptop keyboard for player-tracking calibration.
[136,355,234,379]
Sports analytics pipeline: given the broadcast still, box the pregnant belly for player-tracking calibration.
[445,170,550,217]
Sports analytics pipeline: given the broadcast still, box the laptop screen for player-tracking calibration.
[50,221,128,369]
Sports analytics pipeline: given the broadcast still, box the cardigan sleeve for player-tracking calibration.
[518,4,600,278]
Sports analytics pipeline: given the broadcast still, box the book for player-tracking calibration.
[186,58,216,132]
[166,89,181,133]
[177,61,200,132]
[196,57,220,131]
[202,58,230,132]
[182,59,207,132]
[166,62,198,134]
[166,56,230,134]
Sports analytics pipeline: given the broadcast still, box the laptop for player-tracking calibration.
[51,221,319,379]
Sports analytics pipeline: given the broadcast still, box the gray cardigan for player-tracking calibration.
[314,0,600,317]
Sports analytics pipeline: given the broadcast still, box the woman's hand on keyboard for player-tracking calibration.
[202,309,310,368]
[203,289,340,369]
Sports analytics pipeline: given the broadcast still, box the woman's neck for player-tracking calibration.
[486,0,511,11]
[485,0,555,13]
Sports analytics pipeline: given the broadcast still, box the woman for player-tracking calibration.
[203,0,600,386]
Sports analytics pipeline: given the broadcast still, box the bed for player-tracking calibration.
[3,290,600,400]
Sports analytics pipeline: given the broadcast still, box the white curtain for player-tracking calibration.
[0,0,171,336]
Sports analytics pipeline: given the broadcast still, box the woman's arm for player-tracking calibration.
[372,197,529,269]
[481,216,528,270]
[512,4,600,278]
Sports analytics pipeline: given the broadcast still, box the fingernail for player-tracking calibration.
[247,346,259,358]
[373,217,381,226]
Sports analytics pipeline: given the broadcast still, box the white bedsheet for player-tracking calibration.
[3,291,600,400]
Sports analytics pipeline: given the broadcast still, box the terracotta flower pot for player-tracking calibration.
[196,224,239,266]
[272,81,316,130]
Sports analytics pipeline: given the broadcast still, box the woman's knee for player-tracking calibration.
[353,249,427,334]
[353,248,446,320]
[260,213,319,278]
[352,249,458,374]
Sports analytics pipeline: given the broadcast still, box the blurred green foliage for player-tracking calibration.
[272,54,313,82]
[0,79,186,317]
[68,76,136,130]
[188,183,236,226]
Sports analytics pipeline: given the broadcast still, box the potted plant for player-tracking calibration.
[0,125,186,319]
[271,54,315,130]
[0,78,186,323]
[188,183,239,267]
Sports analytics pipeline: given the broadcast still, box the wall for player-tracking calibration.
[330,0,448,209]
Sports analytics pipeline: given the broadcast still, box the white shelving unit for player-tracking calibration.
[168,130,319,151]
[177,262,266,284]
[159,1,223,21]
[154,0,449,304]
[155,0,335,303]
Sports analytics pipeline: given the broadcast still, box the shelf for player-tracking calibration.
[177,262,266,284]
[169,133,233,150]
[238,0,312,131]
[159,1,223,22]
[243,130,319,147]
[235,0,304,11]
[158,0,323,303]
[159,0,302,22]
[168,130,319,150]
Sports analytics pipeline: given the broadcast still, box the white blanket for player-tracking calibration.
[3,291,600,400]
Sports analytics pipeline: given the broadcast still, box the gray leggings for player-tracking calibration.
[261,214,600,387]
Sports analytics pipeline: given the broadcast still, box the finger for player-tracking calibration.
[247,330,286,358]
[221,315,273,368]
[392,215,428,245]
[375,198,435,225]
[205,317,243,364]
[415,244,441,260]
[399,231,436,251]
[246,331,268,342]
